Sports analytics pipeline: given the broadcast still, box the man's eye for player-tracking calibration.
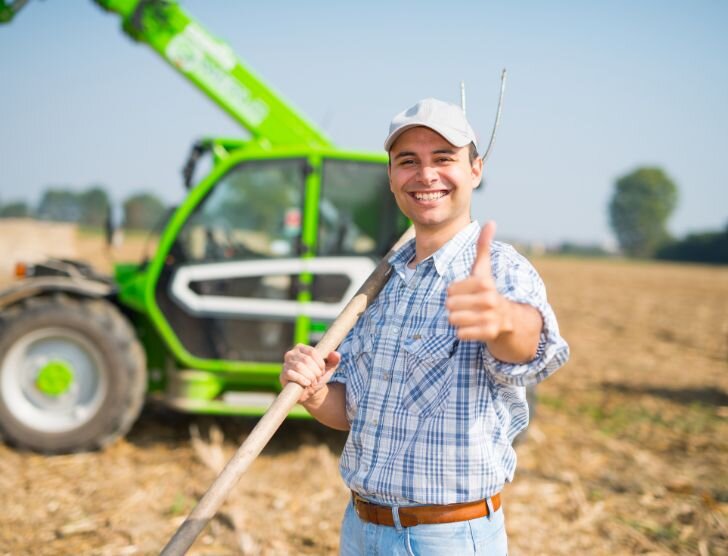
[399,159,414,166]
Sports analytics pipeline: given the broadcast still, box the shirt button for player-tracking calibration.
[383,373,390,380]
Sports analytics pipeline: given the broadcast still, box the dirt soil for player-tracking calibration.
[0,229,726,555]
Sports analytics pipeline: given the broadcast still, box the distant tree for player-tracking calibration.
[37,188,82,222]
[78,186,110,228]
[123,192,166,230]
[608,167,678,257]
[656,223,728,264]
[0,201,30,218]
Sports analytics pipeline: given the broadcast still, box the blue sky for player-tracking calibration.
[1,0,726,246]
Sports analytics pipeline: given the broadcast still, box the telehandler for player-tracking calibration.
[0,0,408,453]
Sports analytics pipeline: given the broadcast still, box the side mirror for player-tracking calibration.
[182,141,210,190]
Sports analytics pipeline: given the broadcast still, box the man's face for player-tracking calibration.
[388,126,482,235]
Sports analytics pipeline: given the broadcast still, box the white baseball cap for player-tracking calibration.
[384,98,478,152]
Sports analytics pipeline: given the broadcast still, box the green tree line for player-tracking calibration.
[609,167,726,264]
[0,186,167,231]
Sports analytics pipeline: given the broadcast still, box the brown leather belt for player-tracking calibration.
[351,492,501,528]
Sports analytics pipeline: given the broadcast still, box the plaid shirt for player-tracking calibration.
[329,221,569,506]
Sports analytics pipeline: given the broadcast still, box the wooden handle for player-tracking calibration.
[160,227,415,556]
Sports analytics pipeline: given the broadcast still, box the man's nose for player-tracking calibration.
[419,165,439,184]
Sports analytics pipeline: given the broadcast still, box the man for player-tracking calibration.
[280,98,569,555]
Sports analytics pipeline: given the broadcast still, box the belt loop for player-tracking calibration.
[392,505,403,532]
[485,497,495,520]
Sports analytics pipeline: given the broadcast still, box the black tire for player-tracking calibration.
[0,294,146,453]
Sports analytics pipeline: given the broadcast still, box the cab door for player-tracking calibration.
[308,157,409,342]
[155,158,308,364]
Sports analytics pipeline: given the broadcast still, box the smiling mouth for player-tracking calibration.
[411,191,449,201]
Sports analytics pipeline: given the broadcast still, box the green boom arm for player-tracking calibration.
[1,0,332,149]
[96,0,332,149]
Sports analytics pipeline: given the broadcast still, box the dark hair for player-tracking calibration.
[468,142,479,164]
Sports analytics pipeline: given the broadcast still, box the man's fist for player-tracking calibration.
[446,221,513,342]
[280,344,341,404]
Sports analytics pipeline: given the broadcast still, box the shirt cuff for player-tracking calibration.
[482,296,570,386]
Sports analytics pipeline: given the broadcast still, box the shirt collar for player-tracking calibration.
[388,235,417,279]
[388,221,480,277]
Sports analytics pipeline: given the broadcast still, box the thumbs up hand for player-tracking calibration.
[470,220,497,279]
[446,221,514,343]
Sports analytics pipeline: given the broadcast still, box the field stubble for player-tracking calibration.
[0,227,726,555]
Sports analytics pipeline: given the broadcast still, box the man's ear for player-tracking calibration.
[472,157,484,189]
[387,160,394,192]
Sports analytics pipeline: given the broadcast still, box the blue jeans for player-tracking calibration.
[339,500,508,555]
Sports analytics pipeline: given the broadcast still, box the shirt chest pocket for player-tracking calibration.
[401,334,458,418]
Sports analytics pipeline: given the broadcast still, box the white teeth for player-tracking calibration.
[413,191,446,201]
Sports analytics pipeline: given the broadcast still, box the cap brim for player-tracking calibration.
[384,123,474,151]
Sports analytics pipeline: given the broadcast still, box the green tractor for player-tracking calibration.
[0,0,408,453]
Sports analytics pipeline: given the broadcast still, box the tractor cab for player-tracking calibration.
[117,147,407,415]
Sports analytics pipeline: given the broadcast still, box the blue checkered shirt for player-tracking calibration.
[329,221,569,506]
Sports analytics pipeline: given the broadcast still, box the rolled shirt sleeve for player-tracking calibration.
[481,242,570,386]
[327,326,368,425]
[328,328,354,386]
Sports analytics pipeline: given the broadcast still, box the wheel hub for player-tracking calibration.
[1,326,108,433]
[35,359,74,397]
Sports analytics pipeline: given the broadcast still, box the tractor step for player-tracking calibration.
[163,370,310,418]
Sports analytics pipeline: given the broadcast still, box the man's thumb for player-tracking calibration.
[325,351,341,370]
[471,221,496,277]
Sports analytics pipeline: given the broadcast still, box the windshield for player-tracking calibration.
[318,159,407,257]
